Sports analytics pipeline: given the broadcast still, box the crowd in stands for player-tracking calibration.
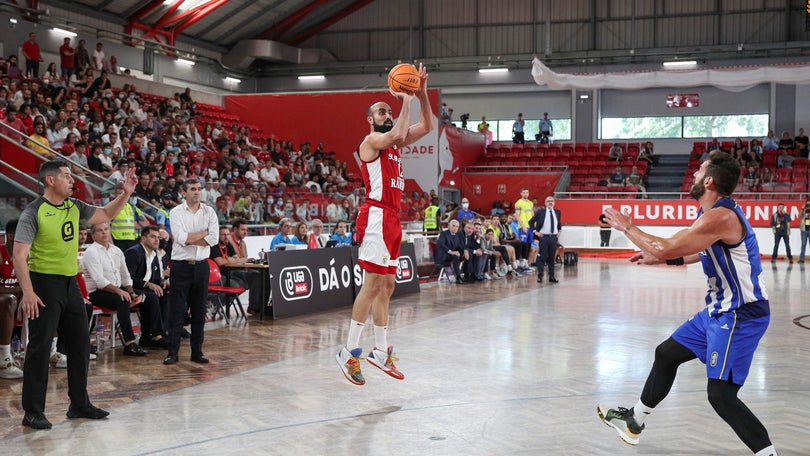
[688,131,810,195]
[0,34,437,229]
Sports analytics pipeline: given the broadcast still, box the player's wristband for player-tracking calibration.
[666,257,685,266]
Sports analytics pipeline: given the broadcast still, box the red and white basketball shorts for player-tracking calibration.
[355,204,402,275]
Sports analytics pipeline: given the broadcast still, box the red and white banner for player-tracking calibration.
[556,199,805,228]
[439,125,486,190]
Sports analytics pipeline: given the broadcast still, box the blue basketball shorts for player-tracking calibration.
[671,300,770,386]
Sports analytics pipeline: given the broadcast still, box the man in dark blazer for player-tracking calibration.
[458,221,483,282]
[434,220,466,284]
[528,196,562,283]
[124,225,169,348]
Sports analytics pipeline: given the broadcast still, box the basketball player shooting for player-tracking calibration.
[336,63,434,386]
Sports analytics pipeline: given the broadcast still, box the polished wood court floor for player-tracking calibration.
[1,258,809,455]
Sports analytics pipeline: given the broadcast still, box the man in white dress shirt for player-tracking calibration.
[163,179,218,365]
[82,222,148,356]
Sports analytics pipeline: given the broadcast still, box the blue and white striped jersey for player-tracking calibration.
[698,197,768,316]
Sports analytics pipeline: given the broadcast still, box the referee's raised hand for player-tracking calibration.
[122,166,138,195]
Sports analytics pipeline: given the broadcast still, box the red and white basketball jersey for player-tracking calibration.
[360,145,404,208]
[0,243,17,288]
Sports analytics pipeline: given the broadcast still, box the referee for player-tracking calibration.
[13,160,138,430]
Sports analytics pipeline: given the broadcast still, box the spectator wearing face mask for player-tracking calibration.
[87,144,113,177]
[456,197,475,223]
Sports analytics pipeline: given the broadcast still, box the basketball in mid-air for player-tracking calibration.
[387,64,421,94]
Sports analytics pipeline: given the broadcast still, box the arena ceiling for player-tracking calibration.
[40,0,371,49]
[22,0,810,78]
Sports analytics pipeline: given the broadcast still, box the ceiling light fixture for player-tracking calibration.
[298,75,325,81]
[224,77,241,83]
[177,58,195,66]
[663,60,697,68]
[51,27,77,37]
[478,67,509,74]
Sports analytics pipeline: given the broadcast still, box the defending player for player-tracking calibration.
[597,151,777,456]
[336,63,434,385]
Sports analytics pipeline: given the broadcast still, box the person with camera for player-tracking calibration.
[770,202,793,263]
[459,113,470,129]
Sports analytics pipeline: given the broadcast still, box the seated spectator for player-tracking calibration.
[260,160,280,186]
[459,221,483,282]
[87,143,112,177]
[738,148,756,167]
[0,219,23,380]
[294,222,310,245]
[329,221,353,246]
[123,226,169,349]
[707,138,724,152]
[25,122,53,159]
[763,130,779,151]
[491,200,505,216]
[777,148,795,169]
[637,141,656,167]
[67,141,89,175]
[624,166,648,199]
[6,55,22,78]
[325,195,341,223]
[81,223,150,357]
[210,225,247,267]
[743,165,761,192]
[488,215,517,276]
[269,218,306,249]
[759,167,775,187]
[456,197,474,222]
[308,218,330,248]
[608,143,624,161]
[749,138,764,162]
[0,106,26,142]
[795,128,809,158]
[434,220,465,284]
[731,137,747,158]
[778,131,794,150]
[295,198,312,222]
[478,228,501,279]
[608,165,626,187]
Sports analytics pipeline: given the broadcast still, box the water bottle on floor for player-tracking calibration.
[11,335,22,363]
[95,324,105,352]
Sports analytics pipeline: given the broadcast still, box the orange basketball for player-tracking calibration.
[388,63,421,94]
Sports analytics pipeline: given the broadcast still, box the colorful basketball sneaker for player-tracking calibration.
[597,404,644,445]
[366,345,404,380]
[336,347,365,386]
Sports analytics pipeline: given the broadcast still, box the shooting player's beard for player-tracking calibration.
[689,181,705,200]
[373,120,393,133]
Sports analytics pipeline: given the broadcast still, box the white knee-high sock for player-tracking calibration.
[51,337,58,355]
[374,325,388,350]
[0,344,10,360]
[633,399,654,425]
[346,320,365,350]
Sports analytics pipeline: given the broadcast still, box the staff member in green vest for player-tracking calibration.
[423,197,441,234]
[13,160,138,430]
[110,182,146,252]
[156,192,177,235]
